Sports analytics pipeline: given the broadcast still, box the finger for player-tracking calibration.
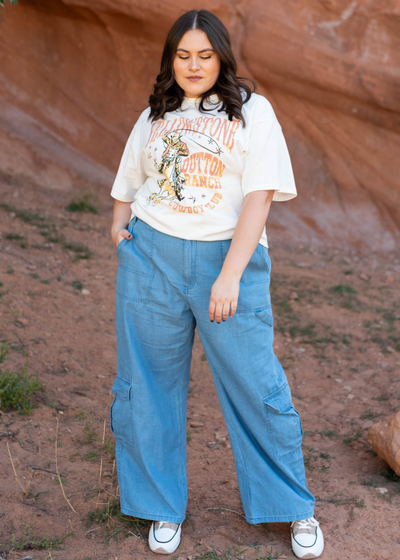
[222,303,230,322]
[122,229,133,240]
[215,302,223,324]
[209,300,216,322]
[229,303,237,317]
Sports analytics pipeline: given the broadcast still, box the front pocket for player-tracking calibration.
[255,304,274,326]
[220,241,270,286]
[109,375,135,447]
[219,242,272,313]
[116,237,129,256]
[116,217,137,258]
[116,224,156,304]
[262,381,303,459]
[116,264,155,304]
[241,245,270,285]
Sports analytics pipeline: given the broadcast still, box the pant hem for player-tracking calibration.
[246,509,315,524]
[120,506,186,524]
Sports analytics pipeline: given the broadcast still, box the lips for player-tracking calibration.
[187,77,202,81]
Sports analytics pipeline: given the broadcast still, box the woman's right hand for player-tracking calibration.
[112,227,132,249]
[111,200,135,248]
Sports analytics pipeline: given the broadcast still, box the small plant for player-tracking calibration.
[88,497,120,523]
[76,408,90,421]
[83,450,99,463]
[38,225,61,243]
[0,201,92,260]
[316,494,365,508]
[87,497,148,542]
[303,445,332,473]
[331,284,357,295]
[304,429,339,439]
[0,343,45,414]
[25,490,50,504]
[0,203,46,226]
[8,528,74,551]
[82,421,99,444]
[5,232,25,240]
[66,191,99,214]
[105,437,115,460]
[360,411,380,420]
[72,280,84,290]
[63,240,92,260]
[380,466,400,484]
[372,393,390,402]
[329,284,360,311]
[343,429,363,446]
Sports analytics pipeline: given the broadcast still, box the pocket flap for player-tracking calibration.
[110,376,132,401]
[254,305,273,326]
[262,381,293,413]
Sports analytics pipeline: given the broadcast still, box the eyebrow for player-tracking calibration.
[176,48,215,53]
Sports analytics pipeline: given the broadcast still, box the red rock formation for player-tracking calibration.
[0,0,399,251]
[368,411,400,477]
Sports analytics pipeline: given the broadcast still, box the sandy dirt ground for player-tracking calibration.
[0,181,400,560]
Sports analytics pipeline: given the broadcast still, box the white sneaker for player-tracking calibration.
[148,520,182,554]
[291,516,324,558]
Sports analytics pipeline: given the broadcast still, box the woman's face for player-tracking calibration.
[173,29,221,98]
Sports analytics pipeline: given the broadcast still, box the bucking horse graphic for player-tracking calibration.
[147,132,189,205]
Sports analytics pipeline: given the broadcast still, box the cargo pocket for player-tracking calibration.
[262,381,303,459]
[109,375,135,447]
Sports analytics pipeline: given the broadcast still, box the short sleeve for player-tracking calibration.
[110,119,143,202]
[241,104,298,202]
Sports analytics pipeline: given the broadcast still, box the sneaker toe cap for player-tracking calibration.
[293,533,318,548]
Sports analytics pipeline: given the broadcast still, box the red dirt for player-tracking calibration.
[1,180,400,560]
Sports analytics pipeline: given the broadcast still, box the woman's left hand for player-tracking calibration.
[209,271,240,323]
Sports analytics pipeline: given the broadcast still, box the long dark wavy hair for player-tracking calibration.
[148,10,256,126]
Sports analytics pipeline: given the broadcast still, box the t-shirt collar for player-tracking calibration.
[180,93,221,110]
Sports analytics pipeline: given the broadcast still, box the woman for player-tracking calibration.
[109,9,324,558]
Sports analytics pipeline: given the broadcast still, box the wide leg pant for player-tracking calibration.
[110,216,315,524]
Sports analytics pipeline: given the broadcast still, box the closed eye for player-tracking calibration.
[178,56,211,60]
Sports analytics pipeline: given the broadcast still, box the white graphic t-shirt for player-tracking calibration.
[110,90,297,248]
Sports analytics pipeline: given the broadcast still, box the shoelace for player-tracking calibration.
[291,516,319,530]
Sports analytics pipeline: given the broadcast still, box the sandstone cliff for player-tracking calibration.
[0,1,399,251]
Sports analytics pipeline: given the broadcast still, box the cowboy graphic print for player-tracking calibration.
[151,132,189,203]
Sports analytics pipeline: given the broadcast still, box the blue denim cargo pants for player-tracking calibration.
[110,215,315,524]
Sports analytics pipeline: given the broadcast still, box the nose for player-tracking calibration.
[188,57,201,71]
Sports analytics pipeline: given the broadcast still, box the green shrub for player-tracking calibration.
[0,343,45,414]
